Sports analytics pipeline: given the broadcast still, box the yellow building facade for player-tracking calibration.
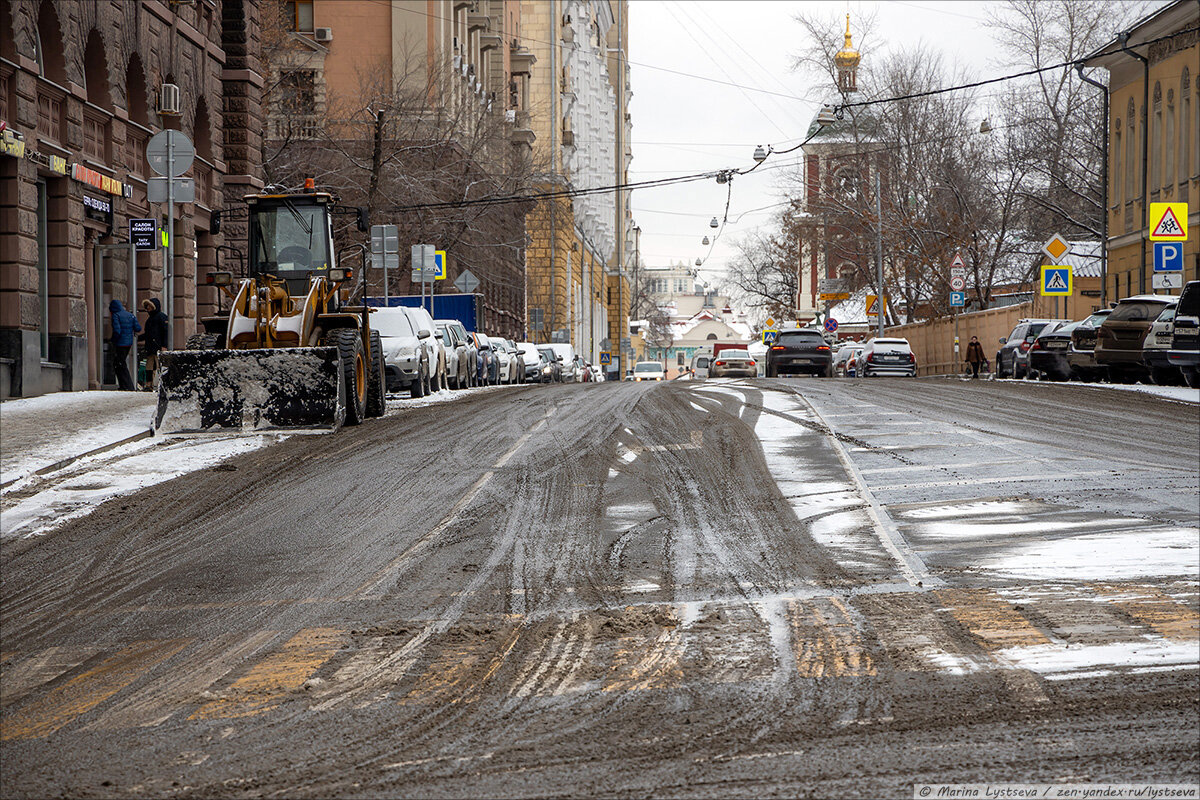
[1086,0,1198,300]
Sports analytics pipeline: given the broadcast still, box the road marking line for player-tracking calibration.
[790,598,876,678]
[83,631,278,731]
[936,589,1051,651]
[1097,585,1200,642]
[1,639,189,740]
[191,628,343,719]
[354,405,557,597]
[788,393,941,588]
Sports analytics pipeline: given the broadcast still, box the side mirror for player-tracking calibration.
[417,328,432,338]
[557,356,564,362]
[999,337,1007,344]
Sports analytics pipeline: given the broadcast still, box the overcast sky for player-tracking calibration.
[624,0,1133,290]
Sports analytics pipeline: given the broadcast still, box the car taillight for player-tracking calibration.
[817,345,830,351]
[908,353,915,363]
[715,360,725,366]
[770,345,785,351]
[748,361,755,366]
[1030,341,1041,351]
[866,353,874,362]
[1019,341,1031,352]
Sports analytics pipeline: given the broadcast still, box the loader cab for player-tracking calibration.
[246,192,336,296]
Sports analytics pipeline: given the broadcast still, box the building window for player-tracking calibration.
[1181,69,1192,185]
[36,179,49,359]
[1165,89,1175,190]
[285,1,315,33]
[1151,84,1161,192]
[1113,123,1122,210]
[1125,101,1136,203]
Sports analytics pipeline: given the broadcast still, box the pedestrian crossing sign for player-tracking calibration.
[600,351,611,365]
[762,329,779,344]
[1040,266,1072,296]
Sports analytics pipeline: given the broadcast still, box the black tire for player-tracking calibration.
[411,361,427,398]
[185,333,221,350]
[1150,366,1179,386]
[1184,369,1200,389]
[766,364,777,378]
[328,328,367,426]
[366,329,386,418]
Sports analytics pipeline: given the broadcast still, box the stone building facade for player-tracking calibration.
[0,0,264,398]
[522,0,630,368]
[1085,0,1198,299]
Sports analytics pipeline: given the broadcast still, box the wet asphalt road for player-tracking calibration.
[1,377,1197,798]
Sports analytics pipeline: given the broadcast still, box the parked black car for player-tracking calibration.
[765,329,833,377]
[1168,280,1200,388]
[1028,321,1081,381]
[1066,309,1112,381]
[995,319,1068,378]
[1094,294,1175,383]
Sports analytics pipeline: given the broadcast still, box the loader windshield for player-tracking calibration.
[249,201,331,277]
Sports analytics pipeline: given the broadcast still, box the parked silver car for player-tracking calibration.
[435,320,472,389]
[372,307,430,398]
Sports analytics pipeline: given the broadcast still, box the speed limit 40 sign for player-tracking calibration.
[950,275,966,291]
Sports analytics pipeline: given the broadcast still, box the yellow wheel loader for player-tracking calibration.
[154,187,386,433]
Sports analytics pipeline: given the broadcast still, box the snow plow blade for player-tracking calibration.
[154,347,345,434]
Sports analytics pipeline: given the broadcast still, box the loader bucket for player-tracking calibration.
[154,347,346,434]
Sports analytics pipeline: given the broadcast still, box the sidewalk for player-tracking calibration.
[0,391,157,486]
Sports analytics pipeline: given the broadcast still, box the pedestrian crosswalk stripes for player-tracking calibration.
[1,585,1196,740]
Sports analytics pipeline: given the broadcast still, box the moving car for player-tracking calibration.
[859,337,917,377]
[765,329,832,377]
[1094,294,1175,384]
[1168,280,1200,388]
[1028,321,1081,381]
[689,349,712,379]
[995,319,1069,379]
[537,346,562,383]
[1066,309,1111,382]
[1141,302,1180,385]
[632,361,666,381]
[709,348,756,378]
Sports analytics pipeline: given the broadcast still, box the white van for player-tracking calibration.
[689,349,712,379]
[545,343,578,382]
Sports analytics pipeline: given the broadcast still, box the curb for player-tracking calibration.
[0,429,154,491]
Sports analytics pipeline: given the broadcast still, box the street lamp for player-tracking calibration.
[753,145,768,163]
[695,257,702,267]
[702,236,710,246]
[709,217,719,229]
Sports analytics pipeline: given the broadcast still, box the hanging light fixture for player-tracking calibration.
[695,257,702,266]
[709,217,719,228]
[817,104,838,126]
[702,236,710,246]
[752,145,768,163]
[979,118,993,134]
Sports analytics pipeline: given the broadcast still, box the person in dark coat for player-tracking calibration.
[109,299,141,391]
[139,298,169,390]
[965,335,986,379]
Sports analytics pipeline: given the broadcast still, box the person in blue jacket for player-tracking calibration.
[109,299,141,391]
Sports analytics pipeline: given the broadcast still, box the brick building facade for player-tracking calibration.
[0,0,263,398]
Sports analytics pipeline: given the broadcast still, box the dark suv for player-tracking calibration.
[1066,309,1112,381]
[995,319,1068,378]
[1094,294,1175,383]
[1168,280,1200,388]
[765,329,833,377]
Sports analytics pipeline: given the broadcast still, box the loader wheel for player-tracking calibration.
[186,333,221,350]
[366,329,386,418]
[329,328,367,425]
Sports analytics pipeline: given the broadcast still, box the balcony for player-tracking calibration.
[510,51,536,76]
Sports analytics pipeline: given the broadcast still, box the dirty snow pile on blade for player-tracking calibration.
[154,347,345,434]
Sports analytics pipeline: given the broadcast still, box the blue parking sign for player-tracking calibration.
[949,291,965,307]
[1154,241,1184,272]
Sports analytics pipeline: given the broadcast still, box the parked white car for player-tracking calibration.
[517,342,543,383]
[546,343,579,382]
[435,319,474,389]
[489,336,517,384]
[406,305,448,391]
[372,307,430,398]
[859,337,917,377]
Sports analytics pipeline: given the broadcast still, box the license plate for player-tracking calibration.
[1046,341,1067,349]
[791,358,811,365]
[879,354,900,361]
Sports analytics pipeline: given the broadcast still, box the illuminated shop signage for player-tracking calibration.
[71,163,128,196]
[2,127,26,158]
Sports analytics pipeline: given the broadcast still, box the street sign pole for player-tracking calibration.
[165,132,174,349]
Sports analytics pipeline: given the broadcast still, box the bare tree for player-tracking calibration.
[721,222,800,323]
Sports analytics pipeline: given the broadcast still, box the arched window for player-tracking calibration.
[193,98,212,160]
[1151,83,1161,191]
[35,0,67,84]
[82,30,111,108]
[1182,68,1192,186]
[1125,99,1136,205]
[125,54,149,125]
[1165,88,1175,190]
[1113,119,1123,211]
[706,333,717,340]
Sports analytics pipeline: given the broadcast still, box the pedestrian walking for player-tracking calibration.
[109,299,141,391]
[139,298,169,390]
[965,335,986,379]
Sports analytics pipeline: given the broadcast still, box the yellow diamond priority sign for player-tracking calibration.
[1042,233,1071,264]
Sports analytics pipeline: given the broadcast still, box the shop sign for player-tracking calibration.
[83,194,111,219]
[71,163,125,196]
[27,150,68,174]
[2,127,26,158]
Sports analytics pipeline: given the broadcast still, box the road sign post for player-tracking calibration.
[146,129,195,350]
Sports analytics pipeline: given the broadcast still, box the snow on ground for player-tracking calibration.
[1,391,156,485]
[1,433,287,539]
[982,527,1200,582]
[990,377,1199,404]
[385,383,530,411]
[1000,638,1198,678]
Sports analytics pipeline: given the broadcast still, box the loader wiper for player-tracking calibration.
[280,197,313,238]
